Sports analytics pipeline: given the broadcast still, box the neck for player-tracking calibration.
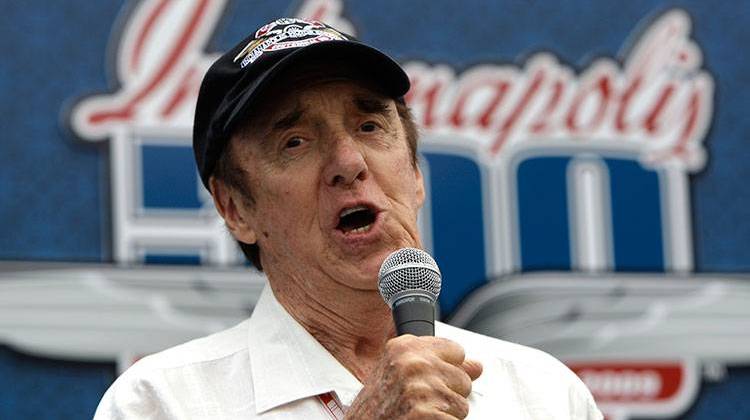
[269,279,396,382]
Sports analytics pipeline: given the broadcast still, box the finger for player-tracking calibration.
[419,411,459,420]
[425,337,466,365]
[461,359,483,381]
[436,385,471,419]
[440,363,473,397]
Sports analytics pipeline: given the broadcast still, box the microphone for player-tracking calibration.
[378,248,442,336]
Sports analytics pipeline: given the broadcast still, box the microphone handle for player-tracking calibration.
[392,295,435,336]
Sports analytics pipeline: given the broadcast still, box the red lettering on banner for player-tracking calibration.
[449,78,511,128]
[673,89,701,157]
[643,84,675,134]
[403,10,713,171]
[405,71,449,129]
[131,0,170,72]
[71,3,713,173]
[477,81,511,128]
[565,74,612,134]
[568,362,684,403]
[615,77,641,133]
[88,0,210,125]
[529,79,564,134]
[490,68,544,153]
[160,67,200,118]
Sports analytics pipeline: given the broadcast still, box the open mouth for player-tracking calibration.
[336,205,377,234]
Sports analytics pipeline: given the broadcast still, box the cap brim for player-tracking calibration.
[221,40,411,134]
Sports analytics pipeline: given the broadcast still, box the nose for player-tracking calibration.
[323,134,368,187]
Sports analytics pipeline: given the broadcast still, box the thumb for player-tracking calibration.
[462,358,483,381]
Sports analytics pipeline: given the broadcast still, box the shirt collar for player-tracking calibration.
[247,285,363,414]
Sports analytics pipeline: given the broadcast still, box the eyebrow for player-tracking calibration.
[271,106,304,132]
[354,97,390,115]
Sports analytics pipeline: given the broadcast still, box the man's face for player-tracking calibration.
[224,79,425,291]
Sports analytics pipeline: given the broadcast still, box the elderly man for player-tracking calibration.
[95,18,602,419]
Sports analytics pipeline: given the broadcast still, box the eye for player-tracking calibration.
[360,122,379,133]
[284,136,305,149]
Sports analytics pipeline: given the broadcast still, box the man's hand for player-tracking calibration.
[345,336,483,419]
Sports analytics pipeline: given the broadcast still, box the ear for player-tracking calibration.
[209,176,258,244]
[414,164,426,208]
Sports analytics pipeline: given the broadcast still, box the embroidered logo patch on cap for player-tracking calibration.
[233,18,347,68]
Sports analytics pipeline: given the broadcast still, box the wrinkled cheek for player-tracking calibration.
[258,198,318,257]
[257,219,302,271]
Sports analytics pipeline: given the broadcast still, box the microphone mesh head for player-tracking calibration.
[378,248,441,307]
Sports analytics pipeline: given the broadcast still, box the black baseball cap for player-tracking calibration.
[193,18,411,190]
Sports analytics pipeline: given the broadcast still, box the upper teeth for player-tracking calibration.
[340,205,368,218]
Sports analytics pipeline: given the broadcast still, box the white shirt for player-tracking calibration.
[95,285,602,419]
